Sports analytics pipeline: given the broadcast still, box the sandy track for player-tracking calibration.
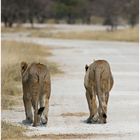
[2,36,139,140]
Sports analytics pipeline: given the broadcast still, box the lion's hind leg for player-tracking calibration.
[39,81,51,126]
[31,96,41,127]
[23,96,33,124]
[31,84,40,127]
[86,89,97,123]
[97,92,107,124]
[39,95,48,125]
[86,90,92,123]
[43,98,49,125]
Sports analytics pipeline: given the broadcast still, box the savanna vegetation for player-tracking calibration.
[1,41,61,110]
[29,26,138,42]
[2,0,139,29]
[2,25,138,42]
[1,121,27,140]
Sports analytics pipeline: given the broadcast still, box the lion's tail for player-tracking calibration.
[95,68,107,118]
[38,107,45,115]
[36,74,45,115]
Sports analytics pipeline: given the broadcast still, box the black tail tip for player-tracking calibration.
[38,107,45,115]
[103,113,107,119]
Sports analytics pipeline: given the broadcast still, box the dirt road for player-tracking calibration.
[2,36,139,139]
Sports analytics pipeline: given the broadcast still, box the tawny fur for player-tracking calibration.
[84,60,114,124]
[21,62,51,127]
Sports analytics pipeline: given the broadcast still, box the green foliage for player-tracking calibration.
[1,0,139,27]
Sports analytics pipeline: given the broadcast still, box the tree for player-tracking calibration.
[1,0,50,27]
[91,0,122,31]
[2,0,19,27]
[124,0,139,27]
[52,0,85,24]
[1,0,139,27]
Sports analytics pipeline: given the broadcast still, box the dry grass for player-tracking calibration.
[1,26,31,33]
[61,112,88,117]
[30,133,123,139]
[1,121,27,140]
[1,40,61,109]
[2,25,138,42]
[1,121,122,140]
[30,26,138,42]
[1,25,56,33]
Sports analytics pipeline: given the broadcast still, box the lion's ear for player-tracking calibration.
[85,64,89,71]
[21,61,28,73]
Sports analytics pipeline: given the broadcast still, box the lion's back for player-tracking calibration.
[29,63,50,81]
[85,60,113,92]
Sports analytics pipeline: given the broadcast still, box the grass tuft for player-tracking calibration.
[1,121,26,140]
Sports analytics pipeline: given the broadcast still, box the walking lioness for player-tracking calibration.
[84,60,113,124]
[21,62,51,127]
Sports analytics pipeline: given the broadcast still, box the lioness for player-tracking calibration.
[84,60,113,124]
[21,62,51,127]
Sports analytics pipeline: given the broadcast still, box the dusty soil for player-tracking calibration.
[2,34,139,140]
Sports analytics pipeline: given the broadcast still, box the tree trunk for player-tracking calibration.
[8,21,13,28]
[67,14,74,24]
[29,18,34,28]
